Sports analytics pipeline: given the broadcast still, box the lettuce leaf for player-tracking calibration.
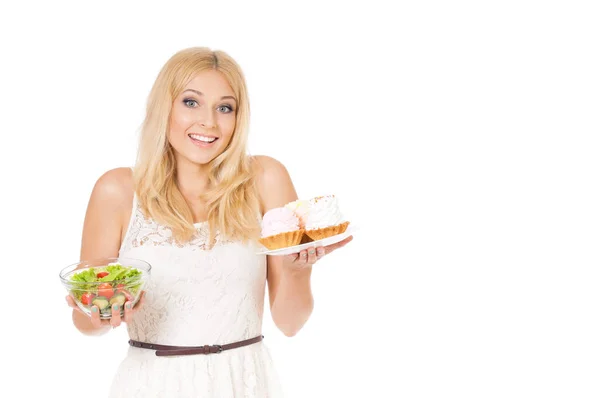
[70,268,97,283]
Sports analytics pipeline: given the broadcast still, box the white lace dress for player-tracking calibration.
[108,195,283,397]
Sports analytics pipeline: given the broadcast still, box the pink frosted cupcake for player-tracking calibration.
[259,207,305,250]
[284,199,310,228]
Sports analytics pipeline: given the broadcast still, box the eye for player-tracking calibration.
[183,98,198,108]
[218,105,234,114]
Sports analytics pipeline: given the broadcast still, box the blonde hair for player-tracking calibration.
[132,47,261,244]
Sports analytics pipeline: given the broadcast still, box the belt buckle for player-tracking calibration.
[201,344,223,354]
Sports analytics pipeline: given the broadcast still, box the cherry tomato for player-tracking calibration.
[98,283,114,299]
[81,293,95,306]
[96,271,109,278]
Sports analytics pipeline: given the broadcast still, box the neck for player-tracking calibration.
[175,157,211,200]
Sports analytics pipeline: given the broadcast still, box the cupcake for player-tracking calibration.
[285,199,314,243]
[258,207,305,250]
[304,195,350,241]
[284,199,310,228]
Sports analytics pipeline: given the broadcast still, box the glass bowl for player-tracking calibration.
[59,257,151,319]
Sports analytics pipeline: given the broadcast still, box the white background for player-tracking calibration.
[1,1,599,397]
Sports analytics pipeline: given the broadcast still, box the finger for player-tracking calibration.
[316,246,326,259]
[66,296,86,316]
[110,303,122,328]
[66,295,81,308]
[133,291,146,312]
[90,306,103,328]
[295,250,308,265]
[306,247,318,264]
[324,235,353,254]
[123,301,133,323]
[331,235,353,249]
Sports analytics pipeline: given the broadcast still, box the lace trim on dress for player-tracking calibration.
[120,195,233,254]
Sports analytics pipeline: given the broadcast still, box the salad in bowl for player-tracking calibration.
[60,257,151,319]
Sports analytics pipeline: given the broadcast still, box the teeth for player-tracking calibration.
[189,134,217,143]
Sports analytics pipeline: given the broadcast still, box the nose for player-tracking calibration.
[199,108,216,129]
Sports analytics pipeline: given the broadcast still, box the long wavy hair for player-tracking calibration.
[132,47,261,244]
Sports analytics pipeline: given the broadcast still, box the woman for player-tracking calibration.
[65,47,352,396]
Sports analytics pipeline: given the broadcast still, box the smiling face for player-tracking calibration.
[168,70,238,167]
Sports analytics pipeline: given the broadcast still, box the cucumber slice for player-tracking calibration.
[91,296,110,310]
[109,293,126,308]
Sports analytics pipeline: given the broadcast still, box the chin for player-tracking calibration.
[186,148,227,166]
[187,154,217,166]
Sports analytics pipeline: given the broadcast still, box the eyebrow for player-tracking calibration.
[183,89,237,102]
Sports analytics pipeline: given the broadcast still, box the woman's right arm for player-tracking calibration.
[68,168,133,335]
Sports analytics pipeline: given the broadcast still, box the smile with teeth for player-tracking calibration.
[189,133,218,143]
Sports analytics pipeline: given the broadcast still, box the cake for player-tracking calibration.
[258,207,305,250]
[303,195,349,241]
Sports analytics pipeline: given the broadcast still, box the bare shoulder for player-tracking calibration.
[81,167,134,260]
[252,155,289,182]
[92,167,134,207]
[251,155,298,213]
[86,167,134,230]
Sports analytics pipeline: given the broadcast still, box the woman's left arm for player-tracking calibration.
[254,156,352,337]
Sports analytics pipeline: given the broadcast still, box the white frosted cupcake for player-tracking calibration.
[304,195,350,241]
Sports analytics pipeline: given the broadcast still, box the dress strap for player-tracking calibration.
[119,190,139,254]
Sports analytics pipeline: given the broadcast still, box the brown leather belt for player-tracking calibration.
[128,335,264,357]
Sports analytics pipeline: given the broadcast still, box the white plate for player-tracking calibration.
[256,224,357,256]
